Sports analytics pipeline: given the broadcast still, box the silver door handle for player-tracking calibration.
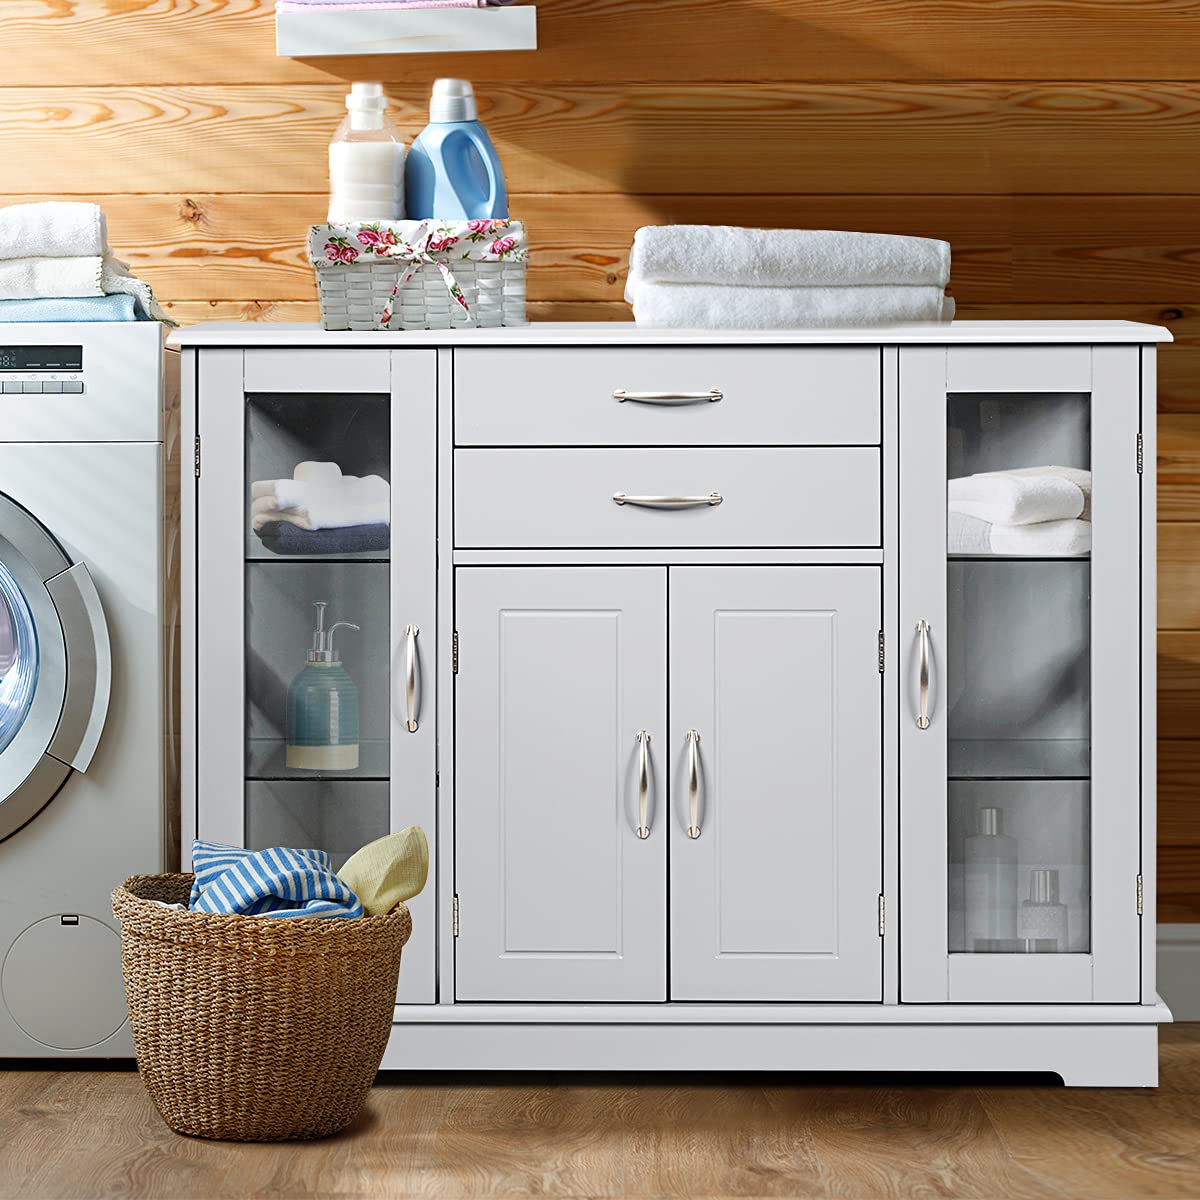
[405,624,420,733]
[916,619,932,730]
[613,492,723,509]
[686,730,701,839]
[613,389,723,405]
[635,731,652,839]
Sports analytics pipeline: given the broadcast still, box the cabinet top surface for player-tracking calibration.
[169,319,1171,348]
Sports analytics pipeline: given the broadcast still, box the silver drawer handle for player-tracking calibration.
[636,730,651,839]
[916,619,932,730]
[613,492,723,509]
[686,730,701,839]
[405,624,420,733]
[613,389,723,405]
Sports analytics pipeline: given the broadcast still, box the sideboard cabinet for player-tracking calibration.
[174,321,1170,1085]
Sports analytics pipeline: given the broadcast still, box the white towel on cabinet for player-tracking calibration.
[628,226,952,289]
[625,280,954,330]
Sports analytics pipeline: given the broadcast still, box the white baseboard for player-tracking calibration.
[1158,924,1200,1020]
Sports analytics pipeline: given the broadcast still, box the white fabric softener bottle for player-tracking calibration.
[328,82,405,224]
[963,805,1018,950]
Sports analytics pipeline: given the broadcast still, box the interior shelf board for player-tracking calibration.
[947,554,1091,563]
[245,554,390,565]
[246,737,390,782]
[275,5,537,58]
[947,738,1091,781]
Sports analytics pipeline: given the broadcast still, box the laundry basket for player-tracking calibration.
[311,218,528,331]
[112,873,410,1142]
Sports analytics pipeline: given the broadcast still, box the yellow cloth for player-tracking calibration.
[337,826,429,916]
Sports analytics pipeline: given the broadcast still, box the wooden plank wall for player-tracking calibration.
[2,0,1198,917]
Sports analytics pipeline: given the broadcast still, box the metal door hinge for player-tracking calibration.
[453,630,459,674]
[452,894,460,937]
[878,630,886,673]
[1137,874,1144,916]
[1137,432,1144,475]
[878,894,886,937]
[193,435,201,478]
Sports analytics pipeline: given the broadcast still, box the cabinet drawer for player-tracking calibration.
[455,447,880,548]
[454,348,881,446]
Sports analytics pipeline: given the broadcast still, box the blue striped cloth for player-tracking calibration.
[188,841,364,919]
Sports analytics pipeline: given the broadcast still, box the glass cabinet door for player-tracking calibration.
[196,349,437,1003]
[900,346,1143,1004]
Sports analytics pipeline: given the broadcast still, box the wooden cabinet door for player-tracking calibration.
[454,567,667,1001]
[669,566,883,1001]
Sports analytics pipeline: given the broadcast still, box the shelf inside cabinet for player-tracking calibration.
[948,554,1091,563]
[246,737,390,782]
[276,5,537,58]
[948,738,1091,781]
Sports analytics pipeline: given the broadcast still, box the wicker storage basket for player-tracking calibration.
[112,873,410,1142]
[311,219,529,332]
[317,258,527,331]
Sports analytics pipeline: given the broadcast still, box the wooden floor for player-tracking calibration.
[2,1026,1199,1200]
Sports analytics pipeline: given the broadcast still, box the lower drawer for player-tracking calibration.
[454,447,881,548]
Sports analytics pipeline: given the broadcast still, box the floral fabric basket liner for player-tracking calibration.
[310,218,527,329]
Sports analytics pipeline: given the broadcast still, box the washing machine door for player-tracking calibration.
[0,492,111,843]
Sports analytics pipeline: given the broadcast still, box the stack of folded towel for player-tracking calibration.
[277,0,515,12]
[948,466,1092,556]
[0,201,168,323]
[251,461,390,555]
[624,225,953,330]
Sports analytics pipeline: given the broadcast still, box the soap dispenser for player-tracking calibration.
[286,602,361,771]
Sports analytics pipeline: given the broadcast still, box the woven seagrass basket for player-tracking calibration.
[316,258,527,331]
[112,873,410,1142]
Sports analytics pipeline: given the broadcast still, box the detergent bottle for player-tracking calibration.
[404,79,508,221]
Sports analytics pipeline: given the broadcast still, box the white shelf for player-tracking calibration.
[276,5,537,57]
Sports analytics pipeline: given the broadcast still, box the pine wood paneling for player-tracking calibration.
[1160,415,1200,519]
[1159,632,1200,739]
[1160,740,1200,844]
[1159,847,1200,921]
[5,0,1200,87]
[1160,525,1200,630]
[4,84,1200,196]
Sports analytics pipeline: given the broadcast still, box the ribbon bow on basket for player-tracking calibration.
[311,219,528,330]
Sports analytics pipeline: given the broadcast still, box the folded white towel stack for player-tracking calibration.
[251,461,391,531]
[948,466,1092,557]
[0,201,169,323]
[624,225,953,330]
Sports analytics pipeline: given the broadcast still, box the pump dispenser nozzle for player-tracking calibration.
[308,601,360,663]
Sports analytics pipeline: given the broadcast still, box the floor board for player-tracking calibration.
[2,1026,1198,1199]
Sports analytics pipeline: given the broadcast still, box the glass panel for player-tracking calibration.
[243,392,390,864]
[0,560,38,754]
[946,393,1091,955]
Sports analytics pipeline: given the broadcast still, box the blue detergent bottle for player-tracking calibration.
[405,79,509,221]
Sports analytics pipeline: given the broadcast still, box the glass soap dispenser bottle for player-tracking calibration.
[286,602,361,772]
[1019,867,1069,953]
[963,805,1019,951]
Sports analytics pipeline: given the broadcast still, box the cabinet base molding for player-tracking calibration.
[383,1008,1167,1086]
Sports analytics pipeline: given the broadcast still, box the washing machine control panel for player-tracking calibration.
[0,345,85,394]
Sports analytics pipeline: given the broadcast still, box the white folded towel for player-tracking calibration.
[948,511,1091,557]
[949,466,1090,526]
[625,280,954,330]
[0,202,108,260]
[629,226,951,289]
[0,254,167,321]
[251,462,390,531]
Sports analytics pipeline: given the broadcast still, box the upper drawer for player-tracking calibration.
[454,347,881,446]
[455,447,881,549]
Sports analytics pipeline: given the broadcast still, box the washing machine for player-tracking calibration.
[0,323,165,1057]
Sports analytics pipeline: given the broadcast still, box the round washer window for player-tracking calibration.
[0,560,39,755]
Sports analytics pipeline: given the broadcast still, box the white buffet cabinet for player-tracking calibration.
[173,321,1172,1085]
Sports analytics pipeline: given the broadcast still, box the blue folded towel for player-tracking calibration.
[189,840,364,919]
[0,294,144,322]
